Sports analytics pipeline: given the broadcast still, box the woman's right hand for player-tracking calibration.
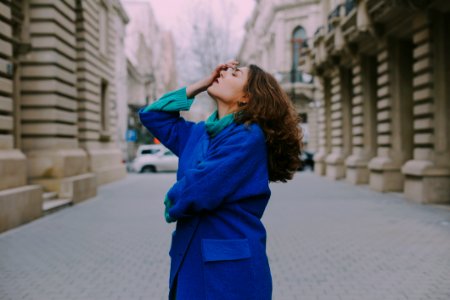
[206,60,239,87]
[186,60,239,98]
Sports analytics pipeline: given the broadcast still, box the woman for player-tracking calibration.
[138,60,302,299]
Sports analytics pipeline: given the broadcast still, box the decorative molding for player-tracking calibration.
[112,0,130,24]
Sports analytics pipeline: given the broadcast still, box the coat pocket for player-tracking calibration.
[201,239,256,299]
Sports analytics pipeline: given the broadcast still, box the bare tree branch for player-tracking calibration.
[175,0,238,84]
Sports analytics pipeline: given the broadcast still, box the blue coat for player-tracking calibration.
[138,107,273,300]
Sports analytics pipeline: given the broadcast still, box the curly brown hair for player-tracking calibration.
[234,64,303,182]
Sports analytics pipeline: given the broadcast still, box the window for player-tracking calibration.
[100,79,110,140]
[299,113,308,123]
[291,26,307,82]
[141,149,159,155]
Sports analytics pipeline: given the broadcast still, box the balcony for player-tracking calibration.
[344,0,356,15]
[314,26,325,38]
[327,4,343,32]
[327,1,355,33]
[365,0,426,24]
[274,70,314,101]
[275,70,313,85]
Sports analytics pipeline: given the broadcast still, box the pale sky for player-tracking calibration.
[125,0,256,117]
[146,0,255,56]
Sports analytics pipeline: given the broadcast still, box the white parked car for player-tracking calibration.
[132,147,178,173]
[136,144,166,156]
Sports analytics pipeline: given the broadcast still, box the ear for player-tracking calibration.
[239,94,249,107]
[240,94,249,102]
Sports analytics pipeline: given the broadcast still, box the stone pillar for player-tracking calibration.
[0,0,43,233]
[21,0,96,202]
[402,12,450,204]
[314,77,331,176]
[75,0,126,185]
[346,55,377,184]
[307,103,320,153]
[368,39,414,192]
[325,66,352,179]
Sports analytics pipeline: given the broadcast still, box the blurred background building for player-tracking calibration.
[300,0,450,204]
[239,0,449,205]
[0,0,178,233]
[238,0,322,152]
[122,0,177,163]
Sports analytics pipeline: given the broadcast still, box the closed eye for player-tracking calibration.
[229,67,241,76]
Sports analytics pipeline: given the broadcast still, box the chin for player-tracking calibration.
[206,85,217,97]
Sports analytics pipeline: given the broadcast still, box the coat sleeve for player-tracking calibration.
[166,126,270,220]
[137,87,196,156]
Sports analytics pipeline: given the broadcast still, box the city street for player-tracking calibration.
[1,172,449,300]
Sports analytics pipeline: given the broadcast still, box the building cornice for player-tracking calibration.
[113,0,130,24]
[273,0,320,13]
[255,0,320,39]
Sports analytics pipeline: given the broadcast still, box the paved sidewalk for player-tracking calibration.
[0,172,449,300]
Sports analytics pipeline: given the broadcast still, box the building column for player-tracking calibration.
[314,77,331,176]
[325,66,352,180]
[21,0,96,203]
[346,55,377,184]
[368,38,414,192]
[75,0,126,185]
[307,100,320,153]
[402,12,450,204]
[0,0,42,233]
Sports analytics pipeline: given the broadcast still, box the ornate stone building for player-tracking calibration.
[303,0,450,204]
[238,0,322,152]
[0,0,128,233]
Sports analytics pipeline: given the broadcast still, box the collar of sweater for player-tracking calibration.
[205,110,236,138]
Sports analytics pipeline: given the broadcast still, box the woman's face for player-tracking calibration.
[207,66,249,105]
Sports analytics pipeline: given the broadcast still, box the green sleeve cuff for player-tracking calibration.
[164,194,176,223]
[142,87,194,113]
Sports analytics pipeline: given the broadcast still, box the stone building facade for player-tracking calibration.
[303,0,450,204]
[0,0,128,233]
[238,0,322,152]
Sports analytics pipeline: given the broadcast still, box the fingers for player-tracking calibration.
[216,60,239,71]
[211,60,239,81]
[225,59,239,68]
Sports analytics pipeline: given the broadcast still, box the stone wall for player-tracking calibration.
[0,0,127,233]
[75,0,126,185]
[307,0,450,204]
[0,0,43,233]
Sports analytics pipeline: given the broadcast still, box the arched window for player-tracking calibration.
[291,26,307,82]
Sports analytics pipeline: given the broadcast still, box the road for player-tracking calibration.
[1,172,449,300]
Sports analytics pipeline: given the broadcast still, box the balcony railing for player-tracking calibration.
[314,26,324,37]
[327,1,355,32]
[328,4,342,20]
[327,4,342,32]
[275,70,313,85]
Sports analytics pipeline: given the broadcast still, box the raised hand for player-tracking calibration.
[207,60,239,86]
[186,60,239,98]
